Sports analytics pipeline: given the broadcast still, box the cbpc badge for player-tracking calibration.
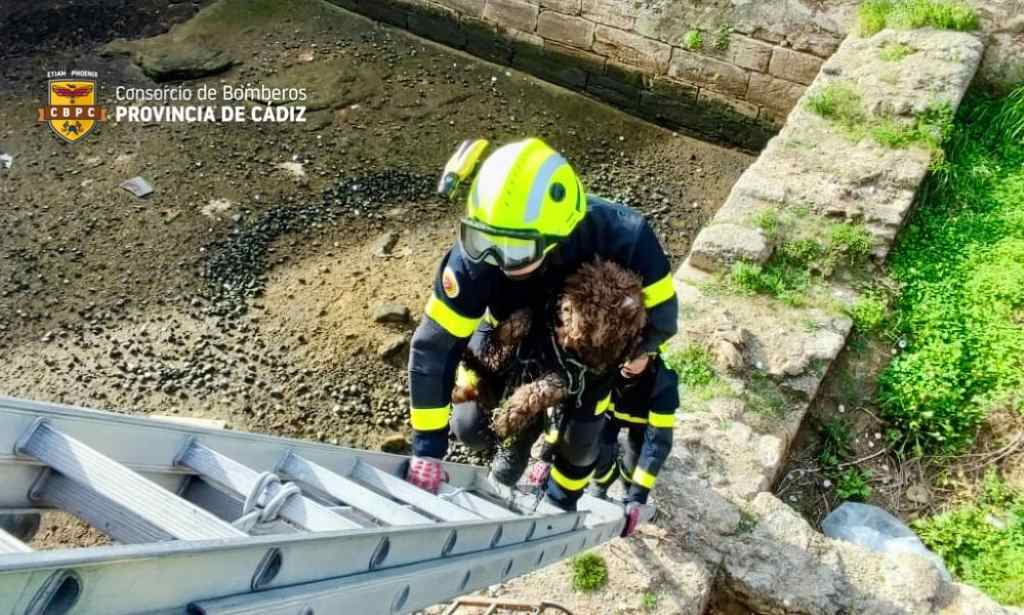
[37,69,108,143]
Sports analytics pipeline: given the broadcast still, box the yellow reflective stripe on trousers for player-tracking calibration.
[410,405,451,431]
[550,466,592,492]
[619,465,633,483]
[425,295,481,338]
[613,410,647,425]
[596,395,612,415]
[592,462,616,485]
[643,274,676,308]
[632,467,657,489]
[648,411,675,428]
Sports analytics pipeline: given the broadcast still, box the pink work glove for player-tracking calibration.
[406,456,447,494]
[621,501,642,538]
[527,461,551,486]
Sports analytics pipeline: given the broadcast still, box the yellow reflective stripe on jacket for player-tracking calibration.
[550,466,592,492]
[649,411,675,428]
[643,274,676,308]
[425,295,481,338]
[410,405,451,431]
[596,395,612,415]
[483,310,499,326]
[613,410,647,425]
[632,467,657,489]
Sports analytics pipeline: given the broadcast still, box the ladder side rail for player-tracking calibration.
[0,528,31,554]
[176,441,364,531]
[187,522,608,615]
[0,512,595,615]
[278,452,432,527]
[14,419,244,540]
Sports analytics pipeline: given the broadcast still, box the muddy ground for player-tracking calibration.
[0,0,751,467]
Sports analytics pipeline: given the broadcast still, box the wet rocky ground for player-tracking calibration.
[0,0,752,463]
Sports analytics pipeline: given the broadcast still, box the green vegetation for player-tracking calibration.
[642,592,659,611]
[845,293,888,333]
[726,215,874,306]
[858,0,979,37]
[835,467,873,501]
[805,83,954,154]
[879,41,916,61]
[713,25,734,50]
[683,29,703,50]
[571,552,608,592]
[878,86,1024,454]
[818,417,853,468]
[745,372,790,417]
[665,344,715,388]
[914,473,1024,606]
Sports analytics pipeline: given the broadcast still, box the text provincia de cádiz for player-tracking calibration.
[113,84,309,123]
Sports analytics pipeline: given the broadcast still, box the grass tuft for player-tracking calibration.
[879,41,916,61]
[571,553,609,592]
[713,25,734,50]
[665,345,716,388]
[845,293,888,332]
[683,29,703,50]
[858,0,978,36]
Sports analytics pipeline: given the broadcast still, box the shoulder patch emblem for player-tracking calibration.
[442,267,460,299]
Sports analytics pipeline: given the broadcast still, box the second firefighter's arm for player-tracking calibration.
[627,368,679,503]
[408,250,487,459]
[629,219,679,355]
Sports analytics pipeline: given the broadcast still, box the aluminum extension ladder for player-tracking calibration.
[0,397,630,615]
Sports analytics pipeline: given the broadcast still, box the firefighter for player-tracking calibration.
[405,138,678,530]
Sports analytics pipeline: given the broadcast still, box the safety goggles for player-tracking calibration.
[458,219,564,270]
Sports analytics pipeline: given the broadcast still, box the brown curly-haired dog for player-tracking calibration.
[453,258,647,440]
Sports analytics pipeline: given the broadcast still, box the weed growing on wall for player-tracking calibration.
[683,29,703,50]
[858,0,978,36]
[713,25,734,50]
[878,86,1024,454]
[879,41,916,61]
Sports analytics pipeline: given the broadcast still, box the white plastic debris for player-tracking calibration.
[822,502,950,580]
[0,153,12,169]
[119,176,154,198]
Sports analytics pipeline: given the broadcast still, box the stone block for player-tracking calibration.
[545,40,605,75]
[407,3,467,48]
[483,0,539,32]
[587,62,642,109]
[539,0,579,15]
[536,11,594,48]
[699,88,759,120]
[768,47,823,86]
[689,223,772,272]
[433,0,486,17]
[728,35,773,72]
[669,48,750,98]
[746,72,805,117]
[790,31,841,58]
[647,76,698,101]
[462,16,514,63]
[512,40,588,88]
[592,25,672,73]
[580,0,634,30]
[356,0,409,27]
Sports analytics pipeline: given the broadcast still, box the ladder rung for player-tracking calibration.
[438,485,520,520]
[176,441,363,531]
[15,419,243,540]
[0,527,31,553]
[32,471,173,544]
[278,452,433,527]
[180,478,300,535]
[349,461,482,522]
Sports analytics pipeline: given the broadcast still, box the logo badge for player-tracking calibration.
[37,70,107,143]
[442,267,460,299]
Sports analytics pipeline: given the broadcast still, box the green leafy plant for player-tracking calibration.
[819,417,853,468]
[858,0,978,36]
[913,472,1024,606]
[642,592,659,610]
[878,86,1024,454]
[879,41,916,61]
[846,294,888,332]
[713,25,734,50]
[806,83,867,126]
[683,29,703,50]
[826,222,874,266]
[665,345,716,388]
[571,552,609,592]
[836,467,873,500]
